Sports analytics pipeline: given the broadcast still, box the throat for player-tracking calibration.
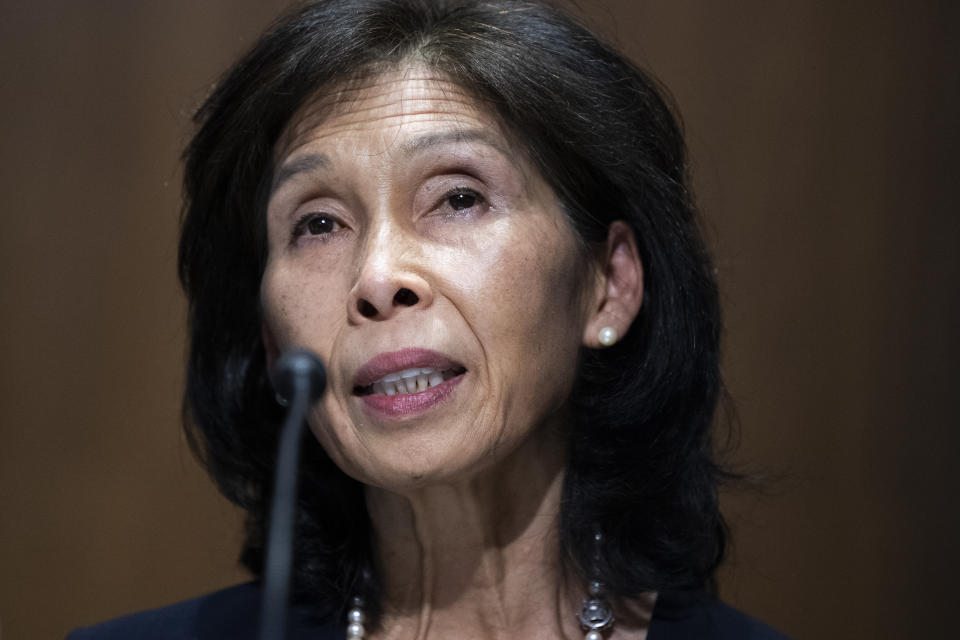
[364,449,571,638]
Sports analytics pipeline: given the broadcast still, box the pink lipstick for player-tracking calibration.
[353,348,466,418]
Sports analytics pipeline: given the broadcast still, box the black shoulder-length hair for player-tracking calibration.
[179,0,726,625]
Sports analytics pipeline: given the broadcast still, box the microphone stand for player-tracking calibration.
[259,349,326,640]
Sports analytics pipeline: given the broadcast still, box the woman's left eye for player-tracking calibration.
[441,188,485,215]
[448,191,477,210]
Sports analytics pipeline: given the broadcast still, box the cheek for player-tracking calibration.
[475,222,584,337]
[262,263,361,461]
[448,218,587,399]
[260,262,345,351]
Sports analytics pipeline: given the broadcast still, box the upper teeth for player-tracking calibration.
[371,367,448,396]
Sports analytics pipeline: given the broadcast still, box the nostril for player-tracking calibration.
[393,288,419,307]
[358,299,378,318]
[356,289,419,320]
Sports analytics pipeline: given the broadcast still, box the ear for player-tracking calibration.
[583,221,644,348]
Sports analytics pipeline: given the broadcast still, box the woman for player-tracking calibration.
[71,0,784,638]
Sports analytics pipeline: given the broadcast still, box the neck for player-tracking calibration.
[364,421,583,640]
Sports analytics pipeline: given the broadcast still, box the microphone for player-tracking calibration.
[272,348,327,407]
[260,348,326,640]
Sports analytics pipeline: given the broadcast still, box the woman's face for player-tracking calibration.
[261,65,601,490]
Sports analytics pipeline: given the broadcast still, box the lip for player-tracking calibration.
[353,348,467,419]
[354,348,463,387]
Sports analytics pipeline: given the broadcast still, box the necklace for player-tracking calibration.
[344,583,615,639]
[345,597,366,639]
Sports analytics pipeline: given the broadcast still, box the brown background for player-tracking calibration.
[1,1,957,638]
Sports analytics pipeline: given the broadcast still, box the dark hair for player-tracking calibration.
[179,0,726,625]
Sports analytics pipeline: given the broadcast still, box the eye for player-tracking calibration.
[448,190,478,211]
[293,212,343,239]
[440,188,485,215]
[306,215,336,234]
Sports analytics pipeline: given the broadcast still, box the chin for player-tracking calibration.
[312,405,560,493]
[330,438,502,493]
[358,454,484,492]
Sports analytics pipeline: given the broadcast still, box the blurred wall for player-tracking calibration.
[1,1,957,638]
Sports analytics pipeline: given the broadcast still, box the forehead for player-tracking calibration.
[276,64,512,161]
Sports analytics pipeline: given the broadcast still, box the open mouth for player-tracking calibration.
[353,366,467,396]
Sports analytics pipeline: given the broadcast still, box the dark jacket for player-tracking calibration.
[68,582,787,639]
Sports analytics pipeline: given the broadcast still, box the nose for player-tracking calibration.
[347,228,433,323]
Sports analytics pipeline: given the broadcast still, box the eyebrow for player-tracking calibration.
[270,128,513,195]
[271,153,330,194]
[399,128,511,158]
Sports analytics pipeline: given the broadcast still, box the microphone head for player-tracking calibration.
[272,348,327,406]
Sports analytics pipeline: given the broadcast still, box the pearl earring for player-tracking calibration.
[597,327,618,347]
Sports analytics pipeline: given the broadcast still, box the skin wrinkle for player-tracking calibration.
[260,63,648,639]
[275,64,534,188]
[368,437,568,636]
[276,69,482,164]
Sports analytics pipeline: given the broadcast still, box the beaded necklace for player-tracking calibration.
[343,581,615,639]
